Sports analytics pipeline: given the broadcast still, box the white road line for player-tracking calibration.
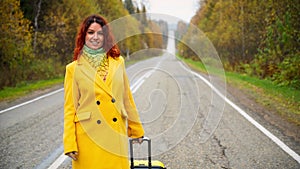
[130,69,155,93]
[131,79,145,94]
[47,154,67,169]
[130,61,161,93]
[0,88,64,114]
[178,61,300,164]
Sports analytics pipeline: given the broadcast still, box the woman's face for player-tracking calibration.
[85,22,104,50]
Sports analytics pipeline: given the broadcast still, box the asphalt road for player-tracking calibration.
[0,33,299,169]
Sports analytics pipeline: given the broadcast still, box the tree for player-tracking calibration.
[0,0,165,89]
[0,0,33,88]
[251,0,300,88]
[35,0,99,63]
[181,0,300,88]
[124,0,135,14]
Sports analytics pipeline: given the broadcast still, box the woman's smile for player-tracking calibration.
[85,23,104,49]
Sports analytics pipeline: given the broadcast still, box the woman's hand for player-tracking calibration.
[66,151,78,161]
[132,136,144,144]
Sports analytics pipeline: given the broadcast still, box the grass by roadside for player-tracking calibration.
[0,77,64,101]
[178,56,300,126]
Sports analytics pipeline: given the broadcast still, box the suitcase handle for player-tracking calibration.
[129,137,152,169]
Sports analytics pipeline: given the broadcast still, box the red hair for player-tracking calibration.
[73,14,120,60]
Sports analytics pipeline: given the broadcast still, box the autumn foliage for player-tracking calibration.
[178,0,300,89]
[0,0,165,89]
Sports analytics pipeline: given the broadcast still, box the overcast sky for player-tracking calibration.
[133,0,200,23]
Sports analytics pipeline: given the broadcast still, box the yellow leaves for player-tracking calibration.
[0,0,34,87]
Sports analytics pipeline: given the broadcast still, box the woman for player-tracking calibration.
[63,14,144,168]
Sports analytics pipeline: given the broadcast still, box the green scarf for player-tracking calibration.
[82,45,109,81]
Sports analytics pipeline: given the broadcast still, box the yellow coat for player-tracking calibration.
[63,55,144,169]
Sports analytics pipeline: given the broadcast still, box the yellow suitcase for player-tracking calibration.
[129,137,166,169]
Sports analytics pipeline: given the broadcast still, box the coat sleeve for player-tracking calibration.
[63,62,79,154]
[122,59,145,138]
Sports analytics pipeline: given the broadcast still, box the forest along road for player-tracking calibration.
[1,39,300,169]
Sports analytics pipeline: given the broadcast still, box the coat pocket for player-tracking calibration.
[74,112,91,122]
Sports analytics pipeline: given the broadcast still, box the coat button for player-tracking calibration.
[97,120,101,124]
[111,98,116,103]
[96,101,100,105]
[113,117,117,122]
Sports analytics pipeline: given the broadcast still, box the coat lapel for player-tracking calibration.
[77,56,113,97]
[104,57,119,86]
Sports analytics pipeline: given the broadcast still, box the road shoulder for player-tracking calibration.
[0,84,63,110]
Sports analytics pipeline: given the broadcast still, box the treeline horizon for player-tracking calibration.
[0,0,167,89]
[1,0,299,90]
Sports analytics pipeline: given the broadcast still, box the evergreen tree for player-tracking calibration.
[124,0,135,14]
